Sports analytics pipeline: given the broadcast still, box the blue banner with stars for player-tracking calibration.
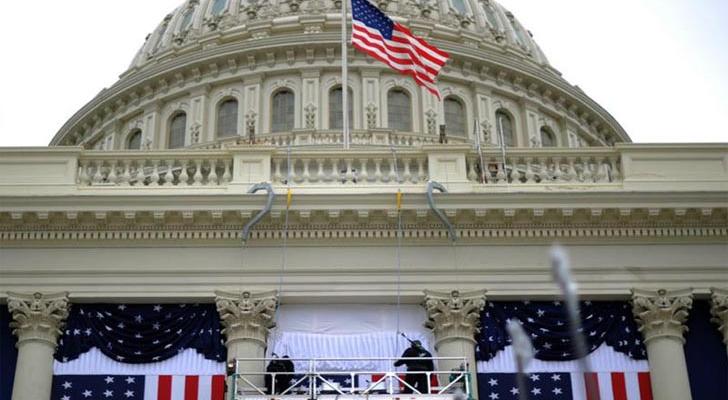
[477,301,646,362]
[55,304,226,364]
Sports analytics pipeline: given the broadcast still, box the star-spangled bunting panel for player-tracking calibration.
[476,301,647,362]
[52,375,226,400]
[55,304,226,364]
[477,372,654,400]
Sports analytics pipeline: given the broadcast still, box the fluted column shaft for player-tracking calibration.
[424,289,486,399]
[710,288,728,357]
[632,288,693,400]
[215,290,277,395]
[8,292,69,400]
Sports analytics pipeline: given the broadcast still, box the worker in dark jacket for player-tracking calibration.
[394,340,434,394]
[266,355,295,394]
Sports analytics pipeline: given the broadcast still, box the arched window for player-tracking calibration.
[127,129,142,150]
[387,89,412,132]
[444,96,466,137]
[153,16,172,52]
[180,6,195,31]
[168,112,187,149]
[329,86,353,130]
[271,90,295,133]
[451,0,468,14]
[495,110,514,147]
[540,127,556,147]
[211,0,228,15]
[482,3,500,29]
[217,99,238,138]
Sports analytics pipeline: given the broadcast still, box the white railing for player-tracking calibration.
[191,130,468,149]
[271,150,429,185]
[77,151,233,187]
[232,357,471,400]
[466,149,622,185]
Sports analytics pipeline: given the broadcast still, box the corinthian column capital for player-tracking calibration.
[631,288,693,344]
[7,291,70,348]
[710,288,728,345]
[424,289,487,346]
[215,290,278,348]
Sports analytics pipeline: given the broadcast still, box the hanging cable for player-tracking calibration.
[275,144,293,328]
[390,145,405,356]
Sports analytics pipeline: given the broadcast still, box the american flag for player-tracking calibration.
[52,375,225,400]
[350,0,449,98]
[478,372,653,400]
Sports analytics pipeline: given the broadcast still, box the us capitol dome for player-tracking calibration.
[52,0,629,151]
[1,1,727,400]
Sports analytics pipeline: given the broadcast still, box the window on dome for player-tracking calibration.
[271,90,295,133]
[482,3,500,29]
[211,0,228,15]
[168,112,187,149]
[217,99,238,138]
[451,0,468,15]
[444,97,466,137]
[127,129,142,150]
[540,127,556,147]
[387,89,412,132]
[496,110,514,147]
[180,6,195,31]
[329,86,354,130]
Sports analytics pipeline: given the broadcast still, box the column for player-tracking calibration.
[424,289,486,399]
[8,292,69,400]
[632,288,693,400]
[215,290,277,394]
[710,288,728,356]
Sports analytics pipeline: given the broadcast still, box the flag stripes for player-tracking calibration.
[478,372,652,400]
[350,0,449,98]
[53,375,224,400]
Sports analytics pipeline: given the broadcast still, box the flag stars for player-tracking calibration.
[529,374,540,382]
[509,387,518,395]
[82,389,93,398]
[124,390,135,398]
[61,396,70,400]
[550,374,561,381]
[488,378,498,386]
[103,389,113,398]
[125,377,136,384]
[552,387,563,395]
[62,381,73,389]
[104,376,114,384]
[531,387,541,395]
[488,393,500,399]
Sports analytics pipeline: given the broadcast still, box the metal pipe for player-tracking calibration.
[426,181,458,241]
[241,182,275,243]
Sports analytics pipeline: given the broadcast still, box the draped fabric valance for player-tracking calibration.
[55,304,226,364]
[476,301,646,362]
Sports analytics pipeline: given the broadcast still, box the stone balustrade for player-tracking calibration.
[77,151,233,187]
[0,144,726,195]
[271,150,429,185]
[191,130,468,150]
[466,148,622,185]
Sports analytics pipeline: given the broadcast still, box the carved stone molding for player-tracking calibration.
[424,289,486,347]
[215,290,277,348]
[631,288,693,344]
[7,292,69,347]
[710,288,728,345]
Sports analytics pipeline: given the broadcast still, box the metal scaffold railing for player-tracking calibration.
[230,356,471,400]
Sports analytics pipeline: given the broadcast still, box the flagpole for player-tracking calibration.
[341,0,350,150]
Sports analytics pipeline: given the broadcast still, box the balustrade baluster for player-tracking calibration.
[417,158,426,182]
[150,161,161,186]
[179,160,190,186]
[345,159,355,184]
[582,158,593,182]
[222,160,232,183]
[119,160,131,186]
[565,157,577,181]
[509,158,521,183]
[107,161,119,185]
[524,158,535,183]
[164,160,175,186]
[495,160,506,183]
[316,159,326,183]
[273,159,283,183]
[467,157,478,182]
[608,156,621,182]
[92,161,104,184]
[359,158,369,183]
[302,159,311,183]
[373,158,383,183]
[192,159,204,186]
[208,160,219,185]
[402,158,412,183]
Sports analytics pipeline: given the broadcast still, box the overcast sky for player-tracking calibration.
[0,0,725,147]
